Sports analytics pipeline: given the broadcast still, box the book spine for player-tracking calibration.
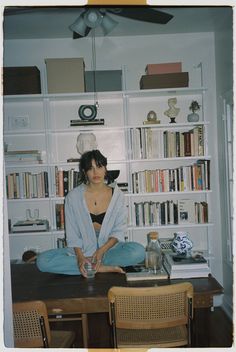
[63,170,69,196]
[58,169,64,197]
[184,131,191,156]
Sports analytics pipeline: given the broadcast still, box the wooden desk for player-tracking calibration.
[11,264,223,347]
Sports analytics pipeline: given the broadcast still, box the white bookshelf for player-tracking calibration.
[4,87,212,261]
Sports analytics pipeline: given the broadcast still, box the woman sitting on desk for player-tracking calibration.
[37,150,145,277]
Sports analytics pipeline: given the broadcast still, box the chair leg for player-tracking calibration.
[39,316,49,348]
[81,313,89,347]
[110,303,118,348]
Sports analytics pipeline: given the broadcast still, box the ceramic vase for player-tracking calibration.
[171,232,193,256]
[187,112,199,122]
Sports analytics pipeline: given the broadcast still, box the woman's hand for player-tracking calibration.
[77,256,91,277]
[92,248,104,271]
[74,248,92,278]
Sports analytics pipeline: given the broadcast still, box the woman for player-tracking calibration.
[37,150,145,276]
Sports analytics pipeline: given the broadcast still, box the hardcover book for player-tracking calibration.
[125,265,168,281]
[163,252,210,278]
[178,199,195,224]
[164,252,208,270]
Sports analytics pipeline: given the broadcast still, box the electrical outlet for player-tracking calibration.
[9,115,30,130]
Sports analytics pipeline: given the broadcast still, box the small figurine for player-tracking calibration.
[143,110,160,125]
[164,97,180,123]
[187,100,200,122]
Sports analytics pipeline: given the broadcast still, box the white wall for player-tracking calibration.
[3,31,224,288]
[214,8,233,318]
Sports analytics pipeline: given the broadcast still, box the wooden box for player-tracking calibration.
[140,72,189,89]
[45,58,85,93]
[85,70,122,92]
[145,62,182,75]
[3,66,41,95]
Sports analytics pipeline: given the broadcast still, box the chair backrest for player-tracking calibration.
[13,300,51,348]
[108,282,193,330]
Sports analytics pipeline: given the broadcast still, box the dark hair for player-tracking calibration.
[22,250,37,262]
[79,150,107,184]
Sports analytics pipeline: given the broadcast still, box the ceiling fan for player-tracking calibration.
[4,6,174,39]
[69,7,173,38]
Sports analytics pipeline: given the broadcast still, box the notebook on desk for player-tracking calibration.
[124,265,169,281]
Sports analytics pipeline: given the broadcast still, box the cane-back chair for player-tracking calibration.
[108,282,194,348]
[13,300,75,348]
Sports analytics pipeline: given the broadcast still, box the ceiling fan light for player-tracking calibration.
[69,16,88,37]
[84,9,103,29]
[101,14,118,35]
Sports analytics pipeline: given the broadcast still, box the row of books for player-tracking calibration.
[163,252,211,278]
[6,171,49,199]
[131,159,210,193]
[134,199,208,226]
[129,128,163,159]
[163,126,204,158]
[129,125,204,160]
[55,167,80,197]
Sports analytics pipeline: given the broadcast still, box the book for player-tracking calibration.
[163,252,211,278]
[125,265,168,281]
[70,119,104,126]
[164,252,208,270]
[178,199,195,224]
[63,170,69,196]
[183,131,191,156]
[164,266,211,279]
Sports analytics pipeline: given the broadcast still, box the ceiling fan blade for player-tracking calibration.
[108,7,173,24]
[4,6,85,16]
[73,27,91,39]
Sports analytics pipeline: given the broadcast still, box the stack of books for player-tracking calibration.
[5,150,42,163]
[163,252,210,279]
[125,265,168,281]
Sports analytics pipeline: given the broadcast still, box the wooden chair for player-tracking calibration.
[108,282,194,348]
[13,300,76,348]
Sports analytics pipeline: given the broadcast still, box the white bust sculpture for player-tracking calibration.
[164,97,180,122]
[76,133,98,155]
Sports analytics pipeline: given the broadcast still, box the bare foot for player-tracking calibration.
[97,265,125,274]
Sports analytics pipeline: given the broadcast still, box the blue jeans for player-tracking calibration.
[36,242,145,275]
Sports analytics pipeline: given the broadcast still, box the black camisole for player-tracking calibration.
[90,212,106,225]
[90,188,114,225]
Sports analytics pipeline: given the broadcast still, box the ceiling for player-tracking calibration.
[3,6,233,40]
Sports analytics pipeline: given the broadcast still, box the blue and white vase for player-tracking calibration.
[171,232,193,256]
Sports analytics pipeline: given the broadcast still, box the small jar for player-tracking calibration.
[145,232,162,273]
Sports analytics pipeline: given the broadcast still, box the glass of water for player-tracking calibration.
[84,258,97,278]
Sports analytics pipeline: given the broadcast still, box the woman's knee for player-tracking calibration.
[36,248,65,272]
[36,251,49,272]
[126,242,145,261]
[117,242,145,265]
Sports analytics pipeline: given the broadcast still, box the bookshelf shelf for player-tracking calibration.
[7,198,50,202]
[4,85,212,261]
[5,163,48,168]
[125,121,209,129]
[4,130,46,136]
[127,190,212,197]
[128,156,211,162]
[49,126,124,133]
[124,87,207,98]
[9,230,52,237]
[128,223,213,231]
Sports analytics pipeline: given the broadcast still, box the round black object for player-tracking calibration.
[78,105,97,121]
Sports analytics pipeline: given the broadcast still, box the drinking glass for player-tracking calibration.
[84,257,97,278]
